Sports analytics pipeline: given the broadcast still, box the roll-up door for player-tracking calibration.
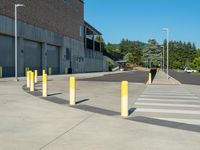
[0,35,15,77]
[24,40,42,75]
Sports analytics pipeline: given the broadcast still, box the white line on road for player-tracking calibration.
[143,93,193,96]
[138,98,200,103]
[140,95,199,99]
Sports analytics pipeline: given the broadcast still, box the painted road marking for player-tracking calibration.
[138,98,200,103]
[140,95,199,99]
[143,93,191,95]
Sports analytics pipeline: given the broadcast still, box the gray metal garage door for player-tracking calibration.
[47,45,60,74]
[0,35,15,77]
[24,40,42,75]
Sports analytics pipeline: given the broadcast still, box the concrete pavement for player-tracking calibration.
[0,71,126,82]
[0,71,200,150]
[152,71,181,85]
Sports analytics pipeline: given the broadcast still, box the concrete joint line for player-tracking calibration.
[39,114,94,150]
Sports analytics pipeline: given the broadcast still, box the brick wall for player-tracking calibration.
[0,0,84,42]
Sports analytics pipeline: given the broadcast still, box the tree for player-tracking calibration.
[196,49,200,57]
[105,43,114,53]
[162,40,197,69]
[125,43,142,64]
[143,39,161,67]
[119,40,142,65]
[190,57,200,71]
[100,36,199,70]
[119,39,131,55]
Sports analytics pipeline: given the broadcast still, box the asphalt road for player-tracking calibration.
[80,71,149,83]
[169,70,200,85]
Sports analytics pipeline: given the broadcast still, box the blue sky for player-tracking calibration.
[84,0,200,48]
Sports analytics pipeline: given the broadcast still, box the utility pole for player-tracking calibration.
[162,28,169,79]
[15,4,25,81]
[161,45,165,72]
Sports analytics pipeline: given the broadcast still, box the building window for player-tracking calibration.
[80,25,84,37]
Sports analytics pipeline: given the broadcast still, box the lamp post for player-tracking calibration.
[162,28,169,79]
[161,45,165,72]
[15,4,25,81]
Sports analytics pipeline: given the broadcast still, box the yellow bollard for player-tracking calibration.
[121,81,129,117]
[42,69,46,76]
[30,71,35,92]
[34,70,38,83]
[42,73,48,97]
[0,66,2,78]
[69,77,76,106]
[48,67,52,75]
[149,72,152,84]
[25,67,29,76]
[29,71,32,88]
[27,71,30,88]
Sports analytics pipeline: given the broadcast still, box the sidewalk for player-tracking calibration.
[0,71,130,82]
[0,75,200,150]
[152,71,181,85]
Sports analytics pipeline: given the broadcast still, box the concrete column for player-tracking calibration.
[99,35,102,52]
[17,37,24,76]
[42,42,47,72]
[93,33,95,51]
[84,27,87,49]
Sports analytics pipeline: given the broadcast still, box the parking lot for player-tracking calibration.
[169,70,200,85]
[80,71,149,83]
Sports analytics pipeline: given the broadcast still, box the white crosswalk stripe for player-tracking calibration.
[138,98,200,103]
[140,95,199,99]
[133,85,200,125]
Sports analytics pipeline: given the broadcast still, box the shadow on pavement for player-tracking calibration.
[76,99,90,105]
[48,92,62,96]
[73,105,120,116]
[127,116,200,133]
[22,85,120,116]
[129,108,136,116]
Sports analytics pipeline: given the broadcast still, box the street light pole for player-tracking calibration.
[15,4,25,81]
[161,45,165,72]
[162,28,169,79]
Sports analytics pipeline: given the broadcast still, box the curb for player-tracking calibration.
[168,75,182,85]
